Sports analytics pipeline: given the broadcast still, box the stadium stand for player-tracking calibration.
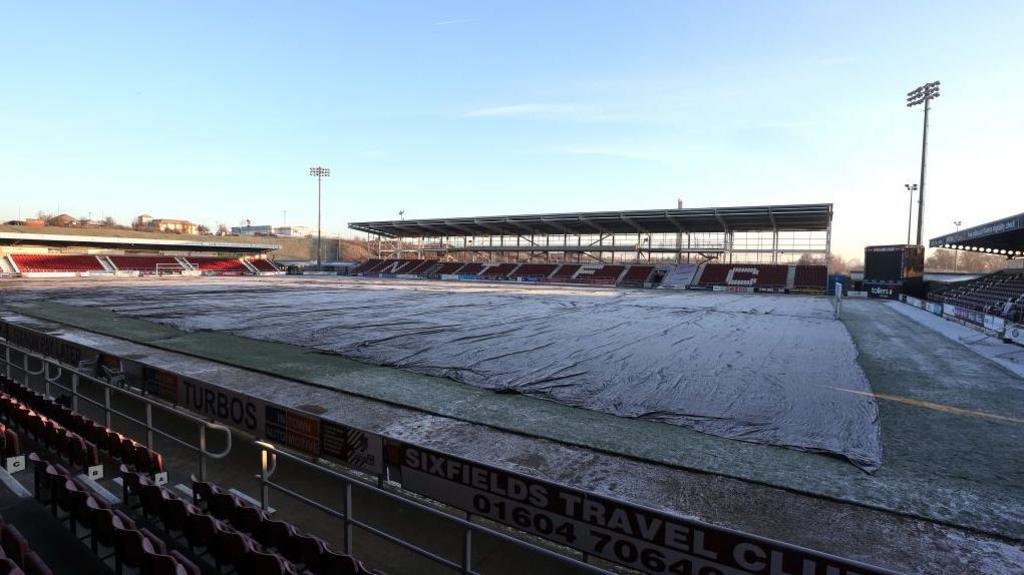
[0,371,376,575]
[584,265,626,285]
[793,265,828,291]
[929,270,1024,322]
[0,517,55,575]
[349,259,382,275]
[341,257,836,293]
[456,262,485,276]
[508,263,559,279]
[619,265,654,287]
[433,262,465,275]
[391,259,424,274]
[11,255,105,274]
[108,256,183,273]
[696,263,826,292]
[548,264,580,282]
[403,260,437,274]
[188,257,250,274]
[246,259,280,273]
[752,265,789,288]
[478,263,518,279]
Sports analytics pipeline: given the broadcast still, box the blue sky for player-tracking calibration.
[2,1,1021,259]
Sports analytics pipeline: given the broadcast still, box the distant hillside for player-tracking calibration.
[0,225,371,261]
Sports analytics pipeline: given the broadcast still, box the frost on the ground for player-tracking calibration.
[16,278,883,470]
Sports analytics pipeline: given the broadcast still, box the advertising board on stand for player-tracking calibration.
[391,443,891,575]
[983,314,1006,335]
[1006,323,1024,346]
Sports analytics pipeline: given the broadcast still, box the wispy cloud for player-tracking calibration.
[433,18,473,26]
[464,103,563,118]
[818,56,856,67]
[463,103,630,123]
[547,146,671,163]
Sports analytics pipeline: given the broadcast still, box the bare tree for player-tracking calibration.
[925,248,1006,273]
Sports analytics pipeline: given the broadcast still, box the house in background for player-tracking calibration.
[133,214,199,234]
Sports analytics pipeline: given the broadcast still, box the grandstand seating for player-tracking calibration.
[1,378,162,476]
[403,260,437,274]
[478,263,518,279]
[508,263,559,279]
[349,259,382,274]
[0,372,375,575]
[619,265,654,287]
[752,265,789,288]
[548,264,580,281]
[187,257,250,274]
[109,256,183,273]
[929,270,1024,322]
[433,262,465,275]
[11,255,105,274]
[0,519,54,575]
[696,263,826,292]
[391,260,424,274]
[793,265,828,291]
[341,258,840,292]
[246,259,280,273]
[456,263,485,276]
[584,265,626,284]
[697,264,785,288]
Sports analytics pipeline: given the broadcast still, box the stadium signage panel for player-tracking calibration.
[264,405,321,457]
[983,314,1005,334]
[866,286,896,299]
[932,213,1022,246]
[1006,323,1024,346]
[393,443,889,575]
[0,321,92,368]
[180,377,264,435]
[320,420,384,475]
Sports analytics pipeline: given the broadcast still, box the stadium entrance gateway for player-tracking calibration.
[0,316,899,575]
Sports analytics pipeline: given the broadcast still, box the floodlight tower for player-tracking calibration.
[904,183,917,244]
[309,166,330,269]
[906,81,940,246]
[953,219,962,272]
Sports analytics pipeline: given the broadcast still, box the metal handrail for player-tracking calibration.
[0,323,901,575]
[254,441,609,575]
[1,342,233,481]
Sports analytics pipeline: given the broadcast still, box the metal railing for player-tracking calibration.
[0,324,900,575]
[1,341,233,481]
[254,440,609,575]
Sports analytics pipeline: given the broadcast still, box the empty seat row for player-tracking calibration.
[0,515,52,575]
[478,263,518,278]
[246,259,280,273]
[619,265,654,286]
[188,257,250,273]
[351,259,664,286]
[696,263,826,291]
[10,255,106,273]
[31,454,197,575]
[1,377,163,475]
[509,264,559,279]
[118,474,372,575]
[930,271,1024,321]
[432,262,465,275]
[108,256,183,273]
